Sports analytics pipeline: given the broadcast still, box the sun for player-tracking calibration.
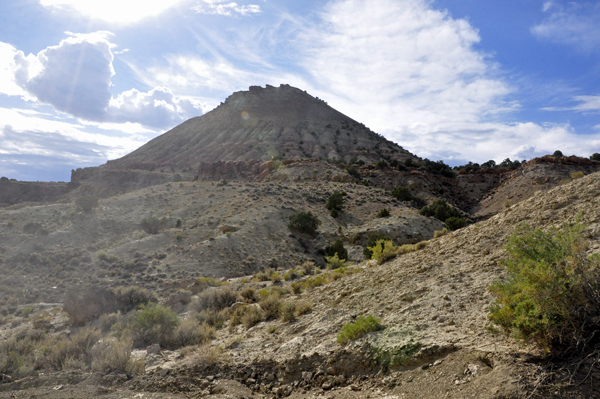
[40,0,189,24]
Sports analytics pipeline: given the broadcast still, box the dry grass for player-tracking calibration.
[91,337,132,373]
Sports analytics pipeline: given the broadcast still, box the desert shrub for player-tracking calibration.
[287,212,321,236]
[242,306,264,329]
[175,219,182,228]
[445,216,467,231]
[97,252,119,263]
[240,287,257,302]
[75,196,99,213]
[280,303,296,322]
[194,308,228,329]
[191,288,237,312]
[375,160,388,169]
[397,241,429,254]
[433,228,448,238]
[112,286,158,312]
[369,239,398,264]
[376,208,390,218]
[419,199,462,223]
[129,303,180,348]
[391,186,412,201]
[0,330,47,377]
[290,282,302,295]
[43,328,101,371]
[411,196,427,207]
[326,253,347,269]
[299,261,316,275]
[98,312,122,333]
[553,150,564,158]
[330,208,339,218]
[324,238,348,261]
[295,301,312,316]
[489,221,600,354]
[337,315,382,344]
[363,233,391,259]
[259,294,282,320]
[91,337,132,373]
[171,319,215,347]
[230,306,264,330]
[326,192,344,211]
[23,222,43,235]
[346,166,360,178]
[6,220,14,228]
[571,171,585,179]
[140,215,169,234]
[283,269,303,281]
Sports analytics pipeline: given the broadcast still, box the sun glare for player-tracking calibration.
[40,0,189,24]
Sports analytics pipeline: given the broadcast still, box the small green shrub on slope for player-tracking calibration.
[489,221,600,354]
[287,212,321,236]
[337,315,382,344]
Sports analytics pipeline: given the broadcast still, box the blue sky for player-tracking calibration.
[1,0,599,181]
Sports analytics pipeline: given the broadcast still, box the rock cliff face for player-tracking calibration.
[104,84,415,173]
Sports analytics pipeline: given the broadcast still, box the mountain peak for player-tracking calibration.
[105,84,414,172]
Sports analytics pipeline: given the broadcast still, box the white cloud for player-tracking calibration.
[389,121,600,164]
[0,107,146,162]
[300,0,513,131]
[14,32,116,120]
[0,43,29,97]
[542,95,600,113]
[8,33,203,129]
[39,0,189,24]
[192,0,261,16]
[107,87,206,129]
[532,2,600,53]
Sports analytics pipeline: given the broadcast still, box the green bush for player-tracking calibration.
[376,208,390,218]
[171,319,215,347]
[330,208,339,218]
[590,153,600,162]
[445,216,467,231]
[326,192,344,211]
[391,186,413,201]
[112,286,158,312]
[129,303,180,348]
[75,196,99,213]
[553,150,564,158]
[325,238,348,261]
[194,308,228,329]
[325,253,346,269]
[363,233,391,259]
[489,222,600,353]
[337,315,382,344]
[346,166,360,178]
[191,288,237,312]
[287,211,321,236]
[368,239,398,264]
[419,200,462,223]
[140,215,169,234]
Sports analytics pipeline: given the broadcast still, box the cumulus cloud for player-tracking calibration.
[532,2,600,53]
[107,87,205,128]
[193,0,261,16]
[0,43,29,97]
[5,33,202,130]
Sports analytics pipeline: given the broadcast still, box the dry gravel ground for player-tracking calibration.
[3,172,600,397]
